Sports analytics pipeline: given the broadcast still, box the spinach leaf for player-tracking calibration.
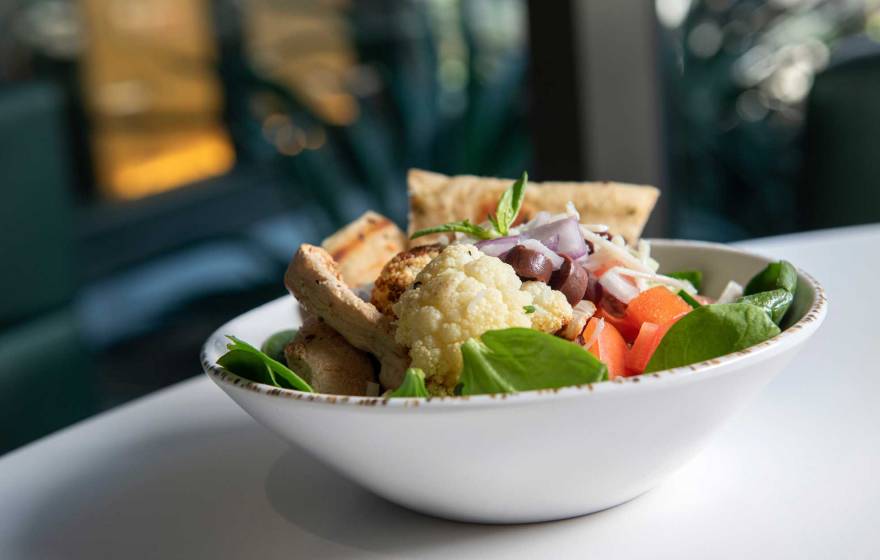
[667,270,702,291]
[737,289,793,325]
[645,303,780,373]
[410,219,494,240]
[489,172,528,236]
[459,328,608,395]
[388,368,430,398]
[260,329,298,363]
[217,336,313,392]
[745,261,797,296]
[677,290,702,309]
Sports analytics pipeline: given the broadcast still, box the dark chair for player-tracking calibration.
[0,82,97,453]
[801,38,880,230]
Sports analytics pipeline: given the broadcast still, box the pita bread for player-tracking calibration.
[407,170,659,246]
[321,211,406,288]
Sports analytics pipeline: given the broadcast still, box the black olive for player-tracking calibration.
[502,245,554,283]
[549,256,588,306]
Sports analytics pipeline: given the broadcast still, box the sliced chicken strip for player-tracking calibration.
[285,315,376,396]
[285,244,410,389]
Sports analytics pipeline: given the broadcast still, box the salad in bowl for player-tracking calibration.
[216,171,800,399]
[203,169,824,523]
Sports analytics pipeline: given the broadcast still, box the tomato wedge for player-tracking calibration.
[581,318,628,379]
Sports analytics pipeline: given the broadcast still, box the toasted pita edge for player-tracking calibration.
[321,210,406,288]
[406,169,660,246]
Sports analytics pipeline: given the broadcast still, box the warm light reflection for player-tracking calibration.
[98,129,235,200]
[82,0,234,199]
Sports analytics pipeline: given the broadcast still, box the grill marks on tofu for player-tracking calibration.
[285,244,411,390]
[284,315,376,396]
[320,211,406,288]
[371,244,443,318]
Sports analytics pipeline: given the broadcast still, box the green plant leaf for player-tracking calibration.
[218,336,313,392]
[458,328,607,395]
[410,219,494,240]
[677,290,702,309]
[387,368,430,398]
[737,289,793,325]
[744,261,797,296]
[490,171,528,236]
[667,270,703,291]
[645,303,780,373]
[260,329,298,363]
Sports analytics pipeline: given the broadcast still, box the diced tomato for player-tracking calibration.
[625,286,692,331]
[581,318,628,379]
[623,311,689,375]
[626,321,660,373]
[596,307,639,343]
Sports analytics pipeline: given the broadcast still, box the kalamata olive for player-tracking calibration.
[584,273,603,303]
[600,292,628,317]
[549,256,588,305]
[502,245,553,283]
[584,239,595,255]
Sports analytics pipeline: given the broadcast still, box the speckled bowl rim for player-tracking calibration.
[202,239,827,410]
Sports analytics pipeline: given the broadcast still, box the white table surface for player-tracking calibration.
[1,225,878,560]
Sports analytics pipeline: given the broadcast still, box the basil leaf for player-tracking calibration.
[677,290,702,309]
[745,261,797,296]
[737,289,793,325]
[260,329,298,363]
[667,270,702,291]
[218,336,313,392]
[523,305,536,314]
[459,328,608,395]
[645,303,780,373]
[490,172,528,236]
[388,368,430,398]
[410,219,494,240]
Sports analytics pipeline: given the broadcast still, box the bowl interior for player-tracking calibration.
[651,239,816,329]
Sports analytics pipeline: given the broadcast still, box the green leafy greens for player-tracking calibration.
[410,172,528,240]
[737,289,793,325]
[387,368,430,398]
[677,290,702,309]
[488,171,527,236]
[260,329,298,363]
[744,260,797,296]
[667,270,703,292]
[645,303,780,373]
[217,335,313,392]
[409,219,495,240]
[458,328,608,395]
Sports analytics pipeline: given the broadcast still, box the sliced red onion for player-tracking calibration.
[520,211,551,232]
[519,239,564,269]
[527,218,588,259]
[475,235,520,258]
[599,268,640,304]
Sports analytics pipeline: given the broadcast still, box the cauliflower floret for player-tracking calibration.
[393,244,573,394]
[521,281,572,333]
[371,244,442,317]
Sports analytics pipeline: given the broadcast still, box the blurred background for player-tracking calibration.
[1,0,878,453]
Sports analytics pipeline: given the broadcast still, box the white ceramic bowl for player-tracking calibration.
[202,240,826,524]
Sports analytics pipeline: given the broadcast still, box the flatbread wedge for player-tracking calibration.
[407,170,659,246]
[321,210,406,288]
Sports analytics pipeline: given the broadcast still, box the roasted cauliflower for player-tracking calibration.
[371,244,443,317]
[393,244,572,394]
